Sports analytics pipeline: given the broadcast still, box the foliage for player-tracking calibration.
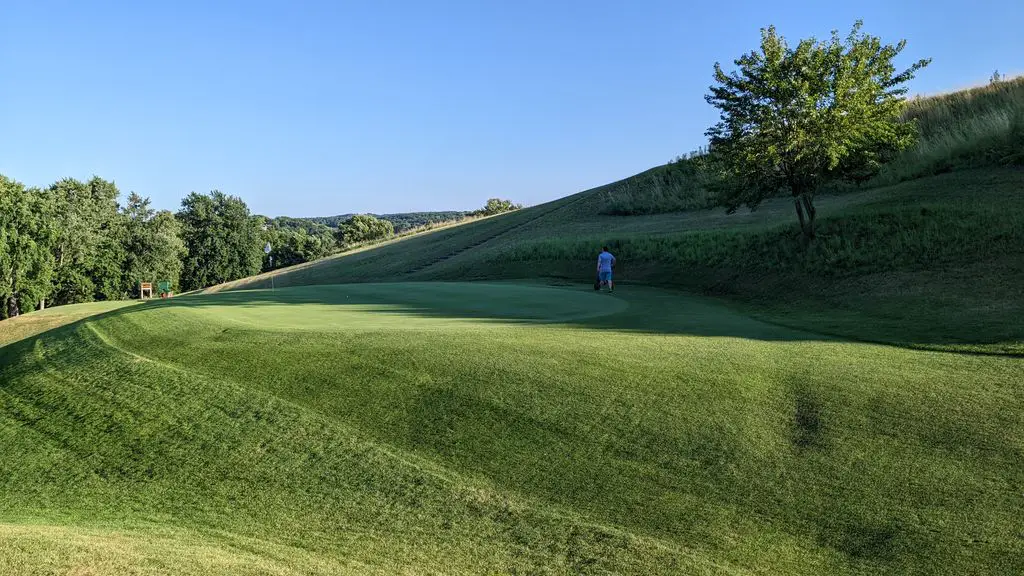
[705,21,930,238]
[334,214,394,246]
[308,211,467,233]
[264,223,336,270]
[122,193,187,293]
[0,177,57,317]
[380,211,467,233]
[469,198,522,217]
[176,191,264,291]
[47,177,128,304]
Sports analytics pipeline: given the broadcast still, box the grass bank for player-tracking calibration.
[2,283,1020,573]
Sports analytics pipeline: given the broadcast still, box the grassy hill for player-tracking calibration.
[214,167,1024,355]
[2,79,1023,574]
[211,80,1024,355]
[2,283,1021,574]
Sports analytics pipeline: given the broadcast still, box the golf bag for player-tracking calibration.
[594,274,601,290]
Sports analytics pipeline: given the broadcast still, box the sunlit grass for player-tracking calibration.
[2,283,1021,574]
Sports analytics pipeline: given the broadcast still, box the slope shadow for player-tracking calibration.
[127,283,831,344]
[8,282,1018,355]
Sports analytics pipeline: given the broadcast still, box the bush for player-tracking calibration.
[469,199,522,217]
[335,214,394,246]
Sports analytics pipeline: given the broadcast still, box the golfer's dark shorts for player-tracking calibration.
[599,271,612,282]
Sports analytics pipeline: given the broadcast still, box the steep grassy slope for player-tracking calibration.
[2,284,1021,574]
[216,168,1024,354]
[878,75,1024,183]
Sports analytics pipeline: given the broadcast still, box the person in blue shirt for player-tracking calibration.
[596,246,616,292]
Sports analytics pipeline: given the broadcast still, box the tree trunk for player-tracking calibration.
[794,198,807,236]
[794,194,817,240]
[6,295,18,318]
[39,298,46,311]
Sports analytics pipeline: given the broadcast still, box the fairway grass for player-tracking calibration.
[0,300,139,348]
[2,283,1020,574]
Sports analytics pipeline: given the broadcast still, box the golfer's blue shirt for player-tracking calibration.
[598,252,615,272]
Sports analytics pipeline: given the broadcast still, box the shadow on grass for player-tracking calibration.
[114,283,833,344]
[5,281,1021,357]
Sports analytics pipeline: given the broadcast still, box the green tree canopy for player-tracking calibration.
[705,21,930,238]
[123,192,186,293]
[472,198,522,217]
[334,214,394,246]
[263,222,336,270]
[177,191,264,290]
[0,176,57,317]
[47,176,127,304]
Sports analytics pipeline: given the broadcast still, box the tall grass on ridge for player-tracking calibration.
[598,152,718,215]
[875,76,1024,183]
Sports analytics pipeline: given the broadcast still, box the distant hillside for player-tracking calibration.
[305,211,467,233]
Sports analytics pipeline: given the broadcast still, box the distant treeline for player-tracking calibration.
[304,212,468,234]
[0,182,521,318]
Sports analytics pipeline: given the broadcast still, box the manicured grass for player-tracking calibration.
[2,283,1021,574]
[0,300,138,348]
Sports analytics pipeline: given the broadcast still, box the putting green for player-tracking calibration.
[148,282,629,331]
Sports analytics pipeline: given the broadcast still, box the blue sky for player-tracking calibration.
[1,0,1020,216]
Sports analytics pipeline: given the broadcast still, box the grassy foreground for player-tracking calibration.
[2,283,1021,574]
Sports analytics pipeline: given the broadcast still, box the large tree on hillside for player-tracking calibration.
[705,21,930,239]
[0,177,57,317]
[123,193,186,293]
[177,191,264,290]
[47,176,127,303]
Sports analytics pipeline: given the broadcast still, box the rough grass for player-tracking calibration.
[596,156,718,216]
[876,76,1024,183]
[2,283,1021,574]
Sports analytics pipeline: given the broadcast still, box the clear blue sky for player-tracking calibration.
[1,1,1020,216]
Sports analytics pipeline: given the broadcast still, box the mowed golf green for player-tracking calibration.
[1,282,1020,574]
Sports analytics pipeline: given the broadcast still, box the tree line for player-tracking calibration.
[0,179,520,318]
[309,211,466,234]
